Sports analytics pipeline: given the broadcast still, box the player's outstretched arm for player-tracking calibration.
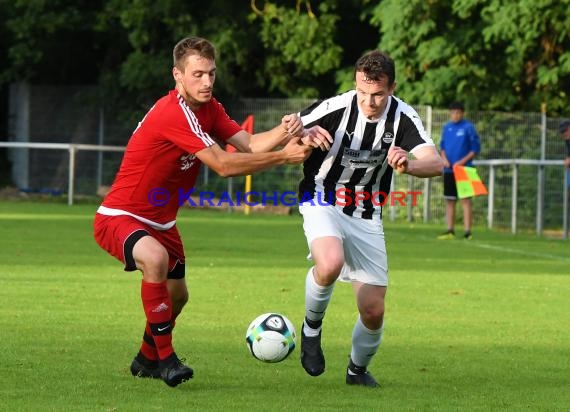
[388,146,443,177]
[301,126,333,151]
[229,113,304,154]
[196,137,311,178]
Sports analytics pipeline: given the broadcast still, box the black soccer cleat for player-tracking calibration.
[346,370,380,388]
[159,353,194,387]
[130,352,161,379]
[300,329,325,376]
[345,359,380,388]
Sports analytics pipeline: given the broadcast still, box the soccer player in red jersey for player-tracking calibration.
[93,37,312,387]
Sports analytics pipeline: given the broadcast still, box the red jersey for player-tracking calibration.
[98,90,242,228]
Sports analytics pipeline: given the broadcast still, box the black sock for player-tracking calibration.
[348,358,366,374]
[305,317,322,329]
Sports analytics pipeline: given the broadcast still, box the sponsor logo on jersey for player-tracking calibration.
[180,153,196,171]
[340,148,386,169]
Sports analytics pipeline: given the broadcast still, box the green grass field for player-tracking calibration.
[0,202,569,411]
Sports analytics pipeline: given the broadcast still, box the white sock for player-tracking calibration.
[303,266,334,337]
[350,316,383,369]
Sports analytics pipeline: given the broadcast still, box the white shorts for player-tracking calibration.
[299,203,388,286]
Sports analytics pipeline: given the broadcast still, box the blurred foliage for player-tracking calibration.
[370,0,570,113]
[0,0,568,125]
[249,0,342,97]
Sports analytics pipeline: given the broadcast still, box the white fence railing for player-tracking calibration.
[474,159,568,239]
[0,141,568,239]
[0,141,124,206]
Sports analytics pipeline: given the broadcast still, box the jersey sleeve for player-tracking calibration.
[166,105,217,153]
[210,99,243,142]
[468,122,481,155]
[300,93,353,131]
[396,109,435,154]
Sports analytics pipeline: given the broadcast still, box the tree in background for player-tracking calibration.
[0,0,568,118]
[370,0,570,113]
[249,0,342,97]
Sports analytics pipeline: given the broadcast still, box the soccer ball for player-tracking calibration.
[245,313,297,363]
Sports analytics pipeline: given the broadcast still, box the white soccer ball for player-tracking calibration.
[245,313,297,363]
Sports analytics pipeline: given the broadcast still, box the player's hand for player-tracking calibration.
[442,159,451,168]
[301,126,333,151]
[387,146,409,174]
[282,136,312,164]
[282,114,304,138]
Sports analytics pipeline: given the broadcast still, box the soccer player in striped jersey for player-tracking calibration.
[296,50,444,387]
[93,37,311,387]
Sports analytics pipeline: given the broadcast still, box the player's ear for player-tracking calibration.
[172,66,182,82]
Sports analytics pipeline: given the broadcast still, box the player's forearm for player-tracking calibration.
[216,150,287,177]
[249,125,290,153]
[406,157,444,177]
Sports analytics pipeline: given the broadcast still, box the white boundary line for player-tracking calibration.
[468,241,570,262]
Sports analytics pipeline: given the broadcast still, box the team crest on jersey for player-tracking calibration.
[382,132,394,144]
[180,153,196,171]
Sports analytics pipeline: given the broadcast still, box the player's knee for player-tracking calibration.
[360,304,384,328]
[315,259,343,284]
[138,246,169,281]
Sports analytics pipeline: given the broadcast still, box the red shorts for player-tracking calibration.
[93,213,185,279]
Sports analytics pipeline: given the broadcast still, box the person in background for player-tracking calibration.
[438,102,481,240]
[93,36,312,388]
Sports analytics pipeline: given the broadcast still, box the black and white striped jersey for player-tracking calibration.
[298,91,434,220]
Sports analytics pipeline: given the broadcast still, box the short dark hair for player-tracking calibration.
[448,101,465,111]
[354,50,395,85]
[173,37,216,70]
[559,120,570,134]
